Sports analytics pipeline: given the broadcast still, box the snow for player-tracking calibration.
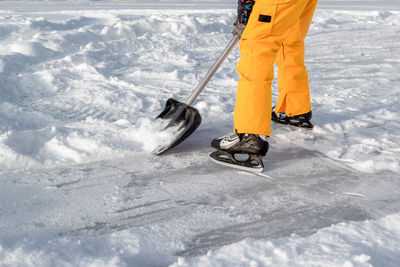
[1,213,400,266]
[173,213,400,267]
[0,1,400,266]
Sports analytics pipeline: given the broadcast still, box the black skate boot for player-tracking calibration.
[210,133,269,172]
[272,107,313,129]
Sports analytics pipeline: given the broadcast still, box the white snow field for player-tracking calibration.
[1,0,400,266]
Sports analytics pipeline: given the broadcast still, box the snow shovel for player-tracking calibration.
[153,35,240,155]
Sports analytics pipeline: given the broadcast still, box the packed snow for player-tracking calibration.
[0,1,400,266]
[173,213,400,267]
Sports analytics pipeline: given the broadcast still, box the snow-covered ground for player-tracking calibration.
[0,1,400,266]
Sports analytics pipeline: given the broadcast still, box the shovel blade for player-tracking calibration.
[153,98,201,155]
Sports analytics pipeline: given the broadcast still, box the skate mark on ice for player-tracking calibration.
[344,192,367,198]
[57,166,95,176]
[115,199,171,213]
[237,170,274,180]
[54,178,81,189]
[67,206,188,236]
[121,207,176,222]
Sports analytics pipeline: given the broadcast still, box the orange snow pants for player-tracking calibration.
[234,0,318,136]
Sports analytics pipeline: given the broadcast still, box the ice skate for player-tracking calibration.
[210,133,269,172]
[272,107,313,129]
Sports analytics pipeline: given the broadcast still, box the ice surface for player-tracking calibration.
[0,1,400,266]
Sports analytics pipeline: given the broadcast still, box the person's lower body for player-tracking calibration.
[210,0,318,171]
[234,0,318,136]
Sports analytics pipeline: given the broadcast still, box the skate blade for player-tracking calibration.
[210,155,264,173]
[272,115,313,129]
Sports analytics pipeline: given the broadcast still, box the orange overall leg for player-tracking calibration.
[275,0,318,117]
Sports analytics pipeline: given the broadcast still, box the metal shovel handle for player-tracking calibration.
[186,35,240,106]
